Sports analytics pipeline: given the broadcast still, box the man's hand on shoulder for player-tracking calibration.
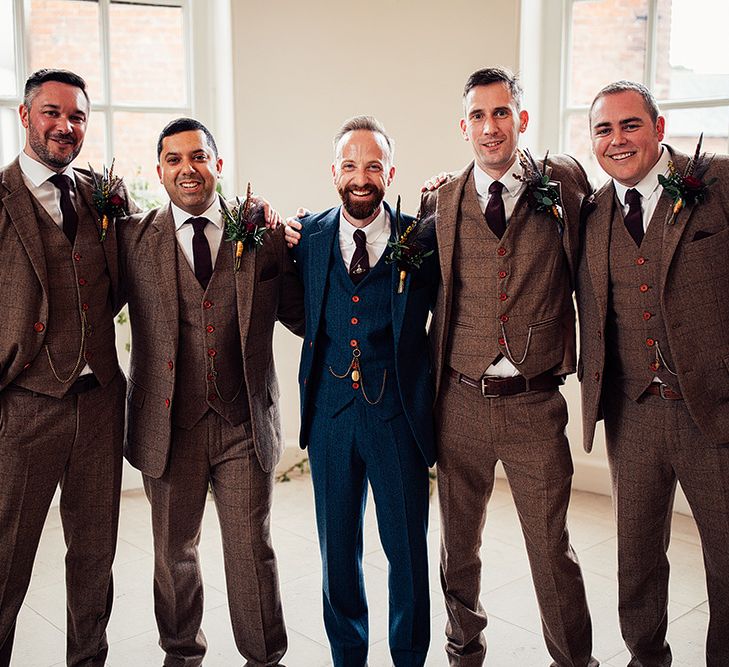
[250,194,282,229]
[421,171,450,192]
[284,207,310,248]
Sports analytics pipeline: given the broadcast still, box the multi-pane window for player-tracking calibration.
[0,0,191,201]
[562,0,729,185]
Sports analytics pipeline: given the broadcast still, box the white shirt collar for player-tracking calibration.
[171,197,224,232]
[337,204,389,245]
[19,150,76,188]
[613,145,670,205]
[473,157,524,199]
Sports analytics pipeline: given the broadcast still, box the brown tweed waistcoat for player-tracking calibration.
[173,237,248,429]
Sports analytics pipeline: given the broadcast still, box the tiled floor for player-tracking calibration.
[14,473,708,666]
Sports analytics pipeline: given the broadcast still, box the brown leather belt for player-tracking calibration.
[644,382,682,400]
[447,367,561,397]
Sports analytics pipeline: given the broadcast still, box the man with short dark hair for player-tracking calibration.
[118,117,304,666]
[0,68,137,666]
[287,115,438,666]
[422,67,598,666]
[578,80,729,666]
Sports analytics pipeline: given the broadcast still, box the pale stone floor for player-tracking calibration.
[15,476,708,666]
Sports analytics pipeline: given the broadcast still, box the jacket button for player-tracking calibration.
[351,317,359,325]
[643,311,651,321]
[81,303,89,311]
[352,382,360,390]
[499,315,509,323]
[499,293,508,301]
[208,348,217,357]
[206,325,215,333]
[168,360,174,370]
[352,295,360,303]
[498,337,506,346]
[165,398,170,408]
[33,321,45,332]
[594,371,600,381]
[636,256,646,265]
[639,283,649,293]
[78,277,87,286]
[646,338,655,347]
[208,393,217,402]
[309,341,313,348]
[74,252,81,261]
[207,373,215,381]
[498,270,507,279]
[497,247,507,257]
[650,361,660,371]
[203,300,213,309]
[350,339,358,347]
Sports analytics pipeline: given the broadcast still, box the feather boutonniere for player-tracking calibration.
[658,134,716,225]
[513,148,564,236]
[88,160,128,242]
[386,195,435,293]
[220,182,268,271]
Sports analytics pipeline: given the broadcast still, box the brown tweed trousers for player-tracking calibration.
[0,157,136,666]
[577,146,729,667]
[118,204,304,666]
[422,157,597,667]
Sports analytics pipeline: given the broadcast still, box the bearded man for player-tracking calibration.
[286,115,439,667]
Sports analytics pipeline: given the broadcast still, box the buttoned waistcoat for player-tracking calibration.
[0,158,135,393]
[577,145,729,450]
[117,201,305,477]
[422,156,591,396]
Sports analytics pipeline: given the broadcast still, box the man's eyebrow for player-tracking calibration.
[619,116,643,125]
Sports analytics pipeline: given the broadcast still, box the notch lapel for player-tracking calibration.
[306,209,339,341]
[584,181,615,323]
[150,205,180,351]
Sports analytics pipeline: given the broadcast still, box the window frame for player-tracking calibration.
[0,0,194,166]
[560,0,729,154]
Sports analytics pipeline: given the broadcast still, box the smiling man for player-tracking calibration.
[420,67,598,667]
[577,80,729,667]
[289,115,439,667]
[117,117,304,666]
[0,69,137,666]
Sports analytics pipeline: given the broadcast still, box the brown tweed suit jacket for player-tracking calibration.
[118,203,305,477]
[577,145,729,451]
[0,158,133,391]
[423,156,591,396]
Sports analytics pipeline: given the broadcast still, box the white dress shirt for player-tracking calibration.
[172,198,225,271]
[338,205,390,271]
[19,150,77,230]
[613,146,671,231]
[473,159,526,378]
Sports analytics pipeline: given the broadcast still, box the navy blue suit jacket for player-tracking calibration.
[291,201,438,467]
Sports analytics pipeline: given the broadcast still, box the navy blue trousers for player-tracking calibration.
[307,399,430,667]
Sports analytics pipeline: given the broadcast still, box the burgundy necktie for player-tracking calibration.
[189,217,213,289]
[484,180,507,239]
[349,229,370,284]
[624,188,644,246]
[48,173,78,245]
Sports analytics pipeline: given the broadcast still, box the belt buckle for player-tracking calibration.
[657,383,673,400]
[480,376,500,398]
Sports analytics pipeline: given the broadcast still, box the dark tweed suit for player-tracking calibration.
[423,157,597,667]
[0,157,136,666]
[577,146,729,667]
[118,203,304,666]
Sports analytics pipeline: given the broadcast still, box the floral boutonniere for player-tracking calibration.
[658,133,716,225]
[386,194,435,293]
[220,182,268,271]
[88,160,127,241]
[513,148,564,237]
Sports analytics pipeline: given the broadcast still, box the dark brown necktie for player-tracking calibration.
[48,173,78,244]
[349,228,370,284]
[624,188,644,246]
[189,217,213,289]
[484,180,506,239]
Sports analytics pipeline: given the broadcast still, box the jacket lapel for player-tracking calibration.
[234,224,256,349]
[306,208,339,341]
[384,200,409,352]
[150,205,180,350]
[585,180,615,322]
[1,158,49,292]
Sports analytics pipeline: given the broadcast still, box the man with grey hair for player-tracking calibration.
[286,115,439,666]
[0,68,136,666]
[578,79,729,666]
